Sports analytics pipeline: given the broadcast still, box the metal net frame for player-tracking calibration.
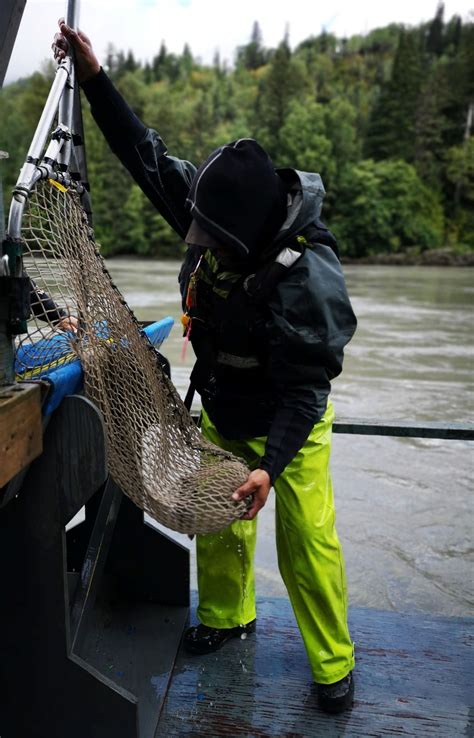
[7,24,250,534]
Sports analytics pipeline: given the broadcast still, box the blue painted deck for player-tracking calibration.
[156,596,473,737]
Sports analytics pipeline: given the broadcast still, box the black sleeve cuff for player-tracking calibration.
[259,407,322,484]
[79,67,104,95]
[30,283,66,324]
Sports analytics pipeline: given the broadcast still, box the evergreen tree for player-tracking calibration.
[143,62,153,85]
[123,50,139,74]
[297,31,337,55]
[316,30,337,55]
[115,51,126,78]
[152,42,167,81]
[237,21,267,70]
[444,15,462,54]
[445,134,474,246]
[212,50,222,75]
[413,69,446,188]
[255,36,309,156]
[441,22,474,148]
[181,44,194,77]
[426,3,445,56]
[121,184,148,254]
[366,29,424,161]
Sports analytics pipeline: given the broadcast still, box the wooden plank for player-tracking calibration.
[0,382,42,487]
[157,597,474,737]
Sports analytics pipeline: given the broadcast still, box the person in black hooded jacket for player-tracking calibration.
[54,22,357,714]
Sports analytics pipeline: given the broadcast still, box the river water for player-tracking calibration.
[107,259,473,618]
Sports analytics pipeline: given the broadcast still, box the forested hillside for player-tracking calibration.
[1,5,473,259]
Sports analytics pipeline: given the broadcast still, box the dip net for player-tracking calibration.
[15,179,249,533]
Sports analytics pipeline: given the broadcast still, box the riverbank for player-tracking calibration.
[105,247,474,266]
[343,247,474,266]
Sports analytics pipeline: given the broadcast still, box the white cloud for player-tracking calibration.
[3,0,474,84]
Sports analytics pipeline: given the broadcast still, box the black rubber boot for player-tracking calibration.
[183,619,256,654]
[316,672,354,714]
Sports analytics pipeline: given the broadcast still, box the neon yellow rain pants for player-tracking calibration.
[196,401,355,684]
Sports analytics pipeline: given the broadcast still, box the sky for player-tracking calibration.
[4,0,474,85]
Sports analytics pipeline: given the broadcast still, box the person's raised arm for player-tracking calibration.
[53,20,196,239]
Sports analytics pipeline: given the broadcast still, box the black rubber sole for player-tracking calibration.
[317,673,355,714]
[183,620,256,655]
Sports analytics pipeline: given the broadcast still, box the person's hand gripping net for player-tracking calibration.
[233,469,271,520]
[52,18,100,84]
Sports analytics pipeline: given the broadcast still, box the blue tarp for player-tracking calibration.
[15,317,174,415]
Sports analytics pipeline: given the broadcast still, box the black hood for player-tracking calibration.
[185,138,288,261]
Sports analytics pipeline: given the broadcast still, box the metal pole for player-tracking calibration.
[58,0,80,169]
[7,59,71,242]
[19,60,71,171]
[66,0,80,28]
[9,0,82,239]
[57,69,75,169]
[61,0,92,224]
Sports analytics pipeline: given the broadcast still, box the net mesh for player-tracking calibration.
[15,179,249,533]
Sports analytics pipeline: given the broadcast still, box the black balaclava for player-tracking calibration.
[185,138,288,264]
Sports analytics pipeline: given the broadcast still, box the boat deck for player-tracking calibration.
[156,596,473,737]
[2,391,472,737]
